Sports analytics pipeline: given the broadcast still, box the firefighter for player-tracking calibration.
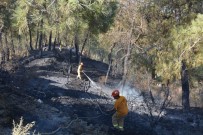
[108,90,128,131]
[77,62,83,79]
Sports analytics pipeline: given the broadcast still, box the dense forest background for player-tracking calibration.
[0,0,203,112]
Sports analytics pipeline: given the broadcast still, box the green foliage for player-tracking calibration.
[0,0,15,31]
[12,0,30,34]
[155,14,203,80]
[81,0,118,34]
[191,65,203,81]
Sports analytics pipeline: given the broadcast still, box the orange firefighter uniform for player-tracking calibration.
[111,90,128,131]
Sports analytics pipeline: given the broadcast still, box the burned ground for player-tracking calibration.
[0,50,202,135]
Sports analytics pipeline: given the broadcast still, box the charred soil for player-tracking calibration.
[0,50,202,135]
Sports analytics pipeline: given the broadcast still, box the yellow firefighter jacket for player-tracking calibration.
[114,96,128,117]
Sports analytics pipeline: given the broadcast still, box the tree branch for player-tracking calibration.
[47,0,56,9]
[0,24,3,33]
[179,37,201,60]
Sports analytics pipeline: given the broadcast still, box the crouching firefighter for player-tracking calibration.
[107,90,128,131]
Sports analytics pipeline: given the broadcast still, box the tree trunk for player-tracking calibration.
[25,34,29,56]
[4,32,9,61]
[69,48,72,64]
[43,32,47,47]
[122,43,130,85]
[57,32,60,45]
[80,31,89,55]
[0,33,1,63]
[35,22,40,49]
[181,60,190,111]
[39,19,43,56]
[0,32,5,62]
[29,25,33,50]
[151,58,156,79]
[39,31,43,55]
[53,37,56,50]
[10,29,15,58]
[105,43,116,84]
[59,40,61,50]
[39,21,43,49]
[48,31,52,51]
[18,34,22,56]
[74,32,79,63]
[35,30,39,49]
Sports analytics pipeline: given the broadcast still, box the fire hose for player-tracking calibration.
[82,71,112,116]
[41,72,112,135]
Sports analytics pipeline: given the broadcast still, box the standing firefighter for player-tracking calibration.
[108,90,128,131]
[77,62,83,79]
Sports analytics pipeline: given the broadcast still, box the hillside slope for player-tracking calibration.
[0,49,202,135]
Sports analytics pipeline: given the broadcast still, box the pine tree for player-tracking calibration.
[155,14,203,110]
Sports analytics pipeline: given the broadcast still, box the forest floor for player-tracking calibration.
[0,49,203,135]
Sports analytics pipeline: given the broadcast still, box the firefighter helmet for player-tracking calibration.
[112,90,119,97]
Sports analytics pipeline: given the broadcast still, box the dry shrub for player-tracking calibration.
[16,50,29,58]
[12,117,39,135]
[135,72,203,108]
[190,86,203,108]
[134,77,148,91]
[134,72,182,106]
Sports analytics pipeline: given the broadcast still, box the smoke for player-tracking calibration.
[118,83,143,102]
[83,71,143,103]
